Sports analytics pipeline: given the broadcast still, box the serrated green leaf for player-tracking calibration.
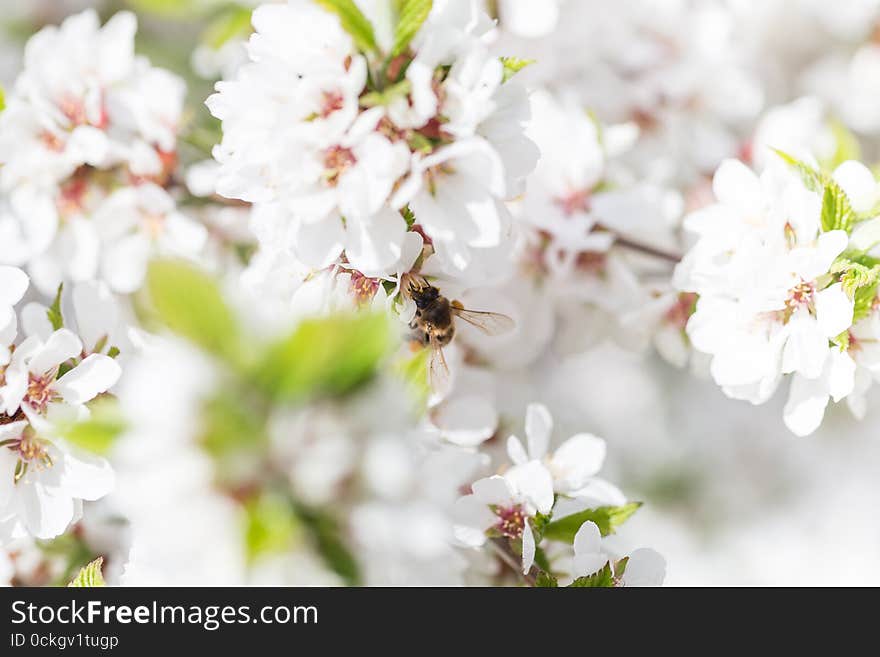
[47,283,64,331]
[315,0,378,54]
[60,399,126,456]
[535,570,558,587]
[821,179,855,233]
[146,259,242,364]
[391,0,432,57]
[568,562,615,587]
[500,56,535,83]
[772,148,825,192]
[542,502,642,543]
[401,205,417,228]
[254,312,393,401]
[853,280,879,322]
[68,557,106,587]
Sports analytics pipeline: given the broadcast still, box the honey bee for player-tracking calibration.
[406,276,514,391]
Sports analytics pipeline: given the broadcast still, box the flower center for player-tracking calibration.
[349,271,379,305]
[786,281,815,310]
[26,374,56,413]
[323,146,357,186]
[320,90,345,118]
[494,504,526,539]
[1,428,53,484]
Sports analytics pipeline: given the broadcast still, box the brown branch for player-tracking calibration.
[488,538,537,587]
[594,223,683,263]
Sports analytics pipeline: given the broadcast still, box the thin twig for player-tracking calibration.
[488,538,536,587]
[594,224,683,263]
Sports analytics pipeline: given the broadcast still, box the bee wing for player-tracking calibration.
[427,338,451,394]
[451,308,515,336]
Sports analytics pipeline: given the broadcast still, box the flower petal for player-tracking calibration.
[524,403,552,459]
[623,548,666,587]
[54,354,122,405]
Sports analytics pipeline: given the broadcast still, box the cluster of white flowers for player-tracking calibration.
[208,0,536,288]
[677,154,880,436]
[0,9,205,296]
[8,0,880,588]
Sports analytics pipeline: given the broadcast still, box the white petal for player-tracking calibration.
[524,403,552,459]
[21,483,76,540]
[814,283,854,339]
[712,159,762,215]
[783,374,830,437]
[827,349,856,402]
[291,216,345,269]
[344,208,405,276]
[505,461,554,514]
[623,548,666,587]
[573,520,603,556]
[20,302,52,341]
[549,433,607,491]
[54,354,121,404]
[101,233,150,294]
[521,522,535,574]
[0,266,28,306]
[72,282,118,353]
[506,435,529,466]
[433,395,498,447]
[781,311,829,379]
[471,475,514,506]
[833,161,877,214]
[58,450,115,501]
[28,329,82,376]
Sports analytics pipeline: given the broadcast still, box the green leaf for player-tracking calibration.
[542,502,642,543]
[127,0,211,17]
[292,502,361,585]
[68,557,106,587]
[0,85,5,112]
[146,259,242,364]
[401,205,417,228]
[391,0,432,57]
[202,5,253,49]
[830,258,880,298]
[244,493,301,562]
[199,389,268,461]
[853,280,879,322]
[60,399,126,456]
[773,148,856,233]
[392,346,430,408]
[535,570,558,587]
[568,562,616,588]
[315,0,378,54]
[500,56,535,83]
[772,148,825,193]
[821,179,855,233]
[254,312,393,401]
[47,283,64,331]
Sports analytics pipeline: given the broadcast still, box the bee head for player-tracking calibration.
[410,284,439,309]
